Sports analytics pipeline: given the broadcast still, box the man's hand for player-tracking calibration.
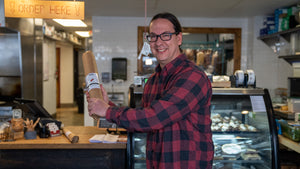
[86,91,110,118]
[100,84,109,104]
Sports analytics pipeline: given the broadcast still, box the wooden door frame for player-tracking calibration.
[56,48,61,108]
[137,26,241,75]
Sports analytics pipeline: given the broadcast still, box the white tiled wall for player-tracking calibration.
[251,16,293,98]
[92,15,292,103]
[92,16,144,106]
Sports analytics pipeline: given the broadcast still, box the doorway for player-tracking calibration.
[56,47,61,108]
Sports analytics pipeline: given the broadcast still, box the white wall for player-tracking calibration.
[42,38,56,115]
[92,16,143,106]
[57,42,74,105]
[251,16,293,98]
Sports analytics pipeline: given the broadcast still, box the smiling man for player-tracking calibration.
[87,12,214,169]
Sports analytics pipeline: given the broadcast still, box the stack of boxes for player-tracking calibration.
[260,16,275,36]
[260,5,299,36]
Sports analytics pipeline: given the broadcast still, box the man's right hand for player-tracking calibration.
[86,91,110,118]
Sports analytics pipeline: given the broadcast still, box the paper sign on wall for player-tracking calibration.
[4,0,84,19]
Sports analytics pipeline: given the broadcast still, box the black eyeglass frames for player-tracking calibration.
[146,32,178,42]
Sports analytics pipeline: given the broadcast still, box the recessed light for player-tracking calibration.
[53,19,87,27]
[75,31,91,37]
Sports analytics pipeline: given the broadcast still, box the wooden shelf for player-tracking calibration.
[274,109,295,119]
[278,135,300,154]
[44,34,84,48]
[258,27,300,41]
[278,55,300,65]
[257,27,300,64]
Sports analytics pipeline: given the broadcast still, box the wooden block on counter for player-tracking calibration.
[13,131,24,140]
[211,81,231,88]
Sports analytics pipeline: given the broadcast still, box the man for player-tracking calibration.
[87,12,214,169]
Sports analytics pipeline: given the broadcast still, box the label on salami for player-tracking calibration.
[85,73,100,91]
[65,131,71,137]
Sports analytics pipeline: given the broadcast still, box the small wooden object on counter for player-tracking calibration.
[24,118,40,131]
[11,118,24,132]
[24,118,40,140]
[11,118,25,139]
[63,128,79,143]
[13,131,24,140]
[211,81,231,88]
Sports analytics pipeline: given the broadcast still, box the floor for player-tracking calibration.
[54,106,84,127]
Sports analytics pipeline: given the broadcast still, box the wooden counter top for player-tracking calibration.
[278,135,300,153]
[0,126,127,150]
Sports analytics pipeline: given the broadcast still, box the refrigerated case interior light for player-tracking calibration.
[241,111,249,114]
[53,19,87,27]
[75,31,91,37]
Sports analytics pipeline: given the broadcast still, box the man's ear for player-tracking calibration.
[177,32,183,46]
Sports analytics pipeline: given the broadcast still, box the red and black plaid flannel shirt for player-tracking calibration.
[106,54,214,169]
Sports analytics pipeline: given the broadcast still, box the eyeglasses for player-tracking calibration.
[146,32,178,42]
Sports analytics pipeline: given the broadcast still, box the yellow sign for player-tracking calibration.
[4,0,84,19]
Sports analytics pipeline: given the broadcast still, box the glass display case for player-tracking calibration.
[211,88,279,169]
[127,88,280,169]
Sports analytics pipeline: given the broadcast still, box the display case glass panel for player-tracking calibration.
[211,89,275,169]
[127,88,279,169]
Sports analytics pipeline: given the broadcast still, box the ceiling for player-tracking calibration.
[46,0,299,33]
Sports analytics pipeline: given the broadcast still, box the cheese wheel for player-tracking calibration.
[82,51,103,99]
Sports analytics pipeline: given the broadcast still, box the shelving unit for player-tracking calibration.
[278,135,300,154]
[258,27,300,65]
[44,34,84,48]
[258,27,300,41]
[259,28,300,156]
[43,22,85,48]
[278,55,300,65]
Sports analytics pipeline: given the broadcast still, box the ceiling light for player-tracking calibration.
[75,31,91,37]
[53,19,87,27]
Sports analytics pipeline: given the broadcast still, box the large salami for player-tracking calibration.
[82,51,103,100]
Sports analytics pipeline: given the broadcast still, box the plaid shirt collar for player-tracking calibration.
[155,54,187,75]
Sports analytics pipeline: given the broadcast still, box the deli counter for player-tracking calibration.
[128,88,280,169]
[0,99,127,169]
[0,126,127,169]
